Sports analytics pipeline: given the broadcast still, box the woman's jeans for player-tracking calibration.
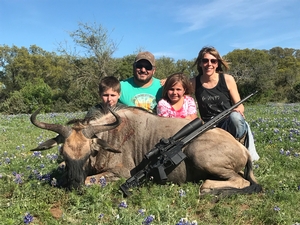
[218,111,247,138]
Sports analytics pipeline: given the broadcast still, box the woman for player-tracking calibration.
[190,46,247,140]
[157,72,198,120]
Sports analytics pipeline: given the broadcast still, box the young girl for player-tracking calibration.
[157,73,198,120]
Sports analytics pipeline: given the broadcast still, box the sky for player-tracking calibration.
[1,0,300,61]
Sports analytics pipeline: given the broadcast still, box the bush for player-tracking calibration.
[0,78,53,114]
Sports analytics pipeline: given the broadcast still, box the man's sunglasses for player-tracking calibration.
[201,58,218,64]
[135,63,153,70]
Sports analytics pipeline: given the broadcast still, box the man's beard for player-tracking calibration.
[134,73,152,84]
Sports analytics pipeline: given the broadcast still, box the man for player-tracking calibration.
[119,51,163,113]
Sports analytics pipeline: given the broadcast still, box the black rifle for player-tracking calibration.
[120,91,258,197]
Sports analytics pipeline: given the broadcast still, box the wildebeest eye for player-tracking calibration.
[91,149,98,157]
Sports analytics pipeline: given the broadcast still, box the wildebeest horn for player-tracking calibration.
[82,107,121,138]
[30,108,72,138]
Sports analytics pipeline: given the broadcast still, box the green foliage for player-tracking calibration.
[0,78,52,114]
[0,91,29,114]
[113,55,136,81]
[155,56,177,79]
[1,39,300,114]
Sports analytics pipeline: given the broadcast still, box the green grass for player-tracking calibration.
[0,104,299,225]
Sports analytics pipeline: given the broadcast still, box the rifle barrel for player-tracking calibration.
[181,90,258,145]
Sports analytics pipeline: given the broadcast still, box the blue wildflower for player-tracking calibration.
[36,173,42,180]
[98,213,104,219]
[176,218,198,225]
[138,209,146,215]
[32,151,42,158]
[23,212,33,224]
[274,206,280,211]
[118,200,128,208]
[42,173,51,181]
[176,218,190,225]
[143,215,155,224]
[179,189,186,197]
[279,148,284,154]
[99,176,106,187]
[46,153,58,161]
[14,173,23,184]
[90,176,96,184]
[51,153,58,160]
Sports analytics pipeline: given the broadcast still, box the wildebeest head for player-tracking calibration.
[30,107,121,189]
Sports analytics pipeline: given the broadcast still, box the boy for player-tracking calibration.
[98,76,121,107]
[85,76,124,120]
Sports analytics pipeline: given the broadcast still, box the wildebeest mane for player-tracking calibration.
[65,103,155,126]
[84,103,152,123]
[66,118,85,125]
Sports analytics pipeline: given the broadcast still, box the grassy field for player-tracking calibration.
[0,104,299,225]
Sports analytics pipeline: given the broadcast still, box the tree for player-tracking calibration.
[0,78,53,114]
[57,22,118,88]
[0,45,65,99]
[113,54,136,81]
[175,59,197,78]
[155,56,177,79]
[225,49,278,101]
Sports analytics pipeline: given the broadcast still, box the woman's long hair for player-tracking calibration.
[193,46,229,75]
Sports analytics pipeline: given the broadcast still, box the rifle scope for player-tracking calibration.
[172,118,203,141]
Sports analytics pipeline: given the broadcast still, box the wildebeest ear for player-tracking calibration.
[92,138,121,153]
[30,135,64,151]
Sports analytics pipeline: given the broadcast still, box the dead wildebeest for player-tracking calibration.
[30,104,262,196]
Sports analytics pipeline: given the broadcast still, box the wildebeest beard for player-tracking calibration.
[63,153,90,189]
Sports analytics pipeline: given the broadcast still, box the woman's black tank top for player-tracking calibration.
[195,73,232,122]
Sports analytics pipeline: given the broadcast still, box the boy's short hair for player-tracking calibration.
[99,76,120,95]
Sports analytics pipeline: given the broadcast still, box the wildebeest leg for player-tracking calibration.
[200,173,250,195]
[85,166,131,186]
[85,172,120,185]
